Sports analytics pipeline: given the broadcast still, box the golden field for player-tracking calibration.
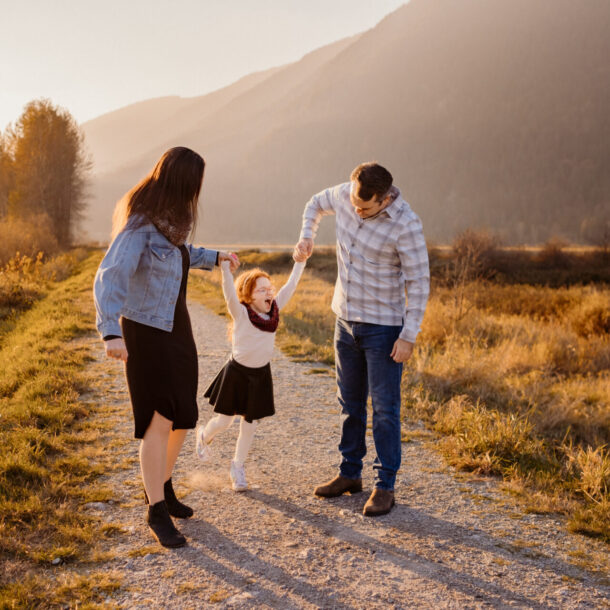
[189,242,610,541]
[0,240,608,605]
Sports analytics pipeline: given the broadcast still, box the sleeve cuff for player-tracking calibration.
[98,320,122,338]
[399,328,418,344]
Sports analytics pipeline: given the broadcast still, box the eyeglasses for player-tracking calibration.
[253,286,275,294]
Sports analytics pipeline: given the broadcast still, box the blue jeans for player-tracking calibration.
[334,318,403,490]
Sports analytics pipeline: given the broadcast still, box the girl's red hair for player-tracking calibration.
[235,268,270,304]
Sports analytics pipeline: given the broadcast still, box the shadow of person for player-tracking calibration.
[177,516,357,609]
[243,489,583,609]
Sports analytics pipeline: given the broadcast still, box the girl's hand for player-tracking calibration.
[105,337,128,362]
[294,238,313,260]
[218,251,240,273]
[293,248,307,263]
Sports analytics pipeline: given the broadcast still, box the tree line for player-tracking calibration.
[0,99,90,256]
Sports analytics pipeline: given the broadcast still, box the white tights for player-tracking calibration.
[203,414,258,465]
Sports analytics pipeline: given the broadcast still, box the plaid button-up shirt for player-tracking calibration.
[299,182,429,343]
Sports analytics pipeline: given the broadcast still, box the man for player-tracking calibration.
[294,162,429,516]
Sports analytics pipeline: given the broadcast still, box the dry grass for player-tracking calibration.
[0,214,60,265]
[0,250,128,607]
[406,276,610,540]
[0,248,87,341]
[3,570,122,609]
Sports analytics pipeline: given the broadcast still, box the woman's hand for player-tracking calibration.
[105,337,128,362]
[218,251,240,273]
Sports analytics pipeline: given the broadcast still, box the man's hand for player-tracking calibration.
[218,251,240,273]
[105,337,128,362]
[294,238,313,261]
[390,338,414,363]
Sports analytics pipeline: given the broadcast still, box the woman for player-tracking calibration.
[94,147,238,547]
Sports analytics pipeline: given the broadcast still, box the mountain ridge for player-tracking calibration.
[83,0,610,245]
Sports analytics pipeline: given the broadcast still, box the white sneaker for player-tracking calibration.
[195,426,213,462]
[230,460,248,491]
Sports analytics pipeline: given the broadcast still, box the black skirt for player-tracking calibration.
[204,358,274,423]
[121,245,198,439]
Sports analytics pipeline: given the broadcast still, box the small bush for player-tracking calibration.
[433,395,547,474]
[450,229,500,282]
[536,237,570,269]
[0,214,59,265]
[572,306,610,338]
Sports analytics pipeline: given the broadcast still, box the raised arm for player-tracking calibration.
[186,244,218,270]
[299,185,341,241]
[220,260,243,319]
[275,261,306,310]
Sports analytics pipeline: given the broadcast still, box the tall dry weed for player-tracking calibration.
[565,445,610,504]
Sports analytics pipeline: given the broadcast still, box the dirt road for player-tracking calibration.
[82,301,609,608]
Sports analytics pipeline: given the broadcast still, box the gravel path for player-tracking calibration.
[82,301,609,609]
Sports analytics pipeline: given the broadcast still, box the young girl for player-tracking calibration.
[196,254,306,490]
[94,147,239,548]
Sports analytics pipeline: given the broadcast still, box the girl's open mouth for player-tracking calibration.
[265,298,272,307]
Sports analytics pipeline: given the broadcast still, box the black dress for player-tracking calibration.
[121,245,198,438]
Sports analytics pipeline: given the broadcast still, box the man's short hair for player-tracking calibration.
[350,162,393,202]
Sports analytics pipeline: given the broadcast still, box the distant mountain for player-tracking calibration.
[83,0,610,245]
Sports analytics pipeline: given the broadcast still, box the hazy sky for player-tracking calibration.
[0,0,406,131]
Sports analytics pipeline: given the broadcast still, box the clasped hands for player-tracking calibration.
[218,250,240,273]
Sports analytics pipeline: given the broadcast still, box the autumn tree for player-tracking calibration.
[7,99,90,247]
[0,135,12,219]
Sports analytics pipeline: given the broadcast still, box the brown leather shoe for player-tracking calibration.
[363,488,395,516]
[314,475,363,498]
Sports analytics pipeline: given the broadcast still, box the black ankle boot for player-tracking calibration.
[164,478,194,519]
[143,479,194,519]
[146,501,186,548]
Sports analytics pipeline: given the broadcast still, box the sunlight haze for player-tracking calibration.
[0,0,406,130]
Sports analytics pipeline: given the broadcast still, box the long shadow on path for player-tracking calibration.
[247,490,579,609]
[179,517,357,609]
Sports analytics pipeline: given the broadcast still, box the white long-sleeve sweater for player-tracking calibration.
[221,260,306,368]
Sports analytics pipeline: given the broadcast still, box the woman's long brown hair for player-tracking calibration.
[111,147,205,239]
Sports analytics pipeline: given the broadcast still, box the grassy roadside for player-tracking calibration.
[189,248,610,544]
[0,249,123,607]
[405,280,609,541]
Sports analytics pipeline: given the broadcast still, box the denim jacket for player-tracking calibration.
[93,215,217,338]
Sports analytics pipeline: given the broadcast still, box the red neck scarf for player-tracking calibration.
[241,300,279,332]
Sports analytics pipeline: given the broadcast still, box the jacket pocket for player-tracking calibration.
[150,244,174,261]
